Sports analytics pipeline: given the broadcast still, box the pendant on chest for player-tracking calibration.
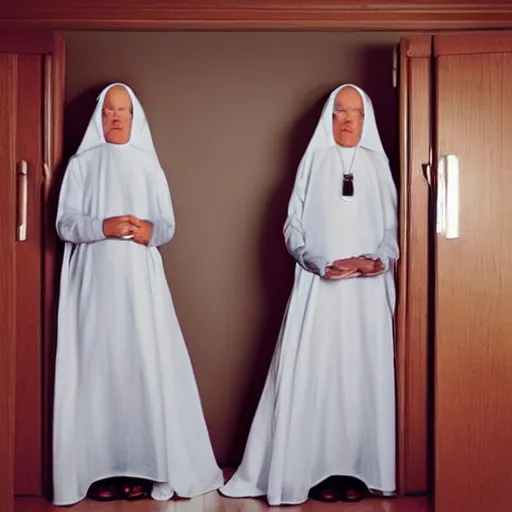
[341,173,354,201]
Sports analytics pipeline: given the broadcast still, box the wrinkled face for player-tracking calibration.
[332,87,364,147]
[102,86,133,144]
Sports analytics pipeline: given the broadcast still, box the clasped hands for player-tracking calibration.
[103,215,153,246]
[320,256,384,280]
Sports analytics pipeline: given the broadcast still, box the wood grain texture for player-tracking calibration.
[395,38,410,497]
[0,52,17,512]
[434,43,512,512]
[404,35,433,58]
[434,30,512,55]
[0,30,65,500]
[0,30,55,53]
[42,33,66,500]
[404,55,431,495]
[14,490,430,512]
[2,0,512,30]
[14,54,44,496]
[396,36,432,496]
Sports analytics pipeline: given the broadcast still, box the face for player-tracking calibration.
[102,86,133,144]
[332,87,364,147]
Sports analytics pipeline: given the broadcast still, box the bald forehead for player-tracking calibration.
[103,86,132,107]
[334,87,363,109]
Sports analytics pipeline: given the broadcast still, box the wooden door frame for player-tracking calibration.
[1,1,512,31]
[2,3,510,501]
[42,32,66,500]
[396,35,433,496]
[0,52,18,512]
[20,28,434,500]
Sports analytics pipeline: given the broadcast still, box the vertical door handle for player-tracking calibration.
[43,162,51,185]
[17,160,28,241]
[436,154,460,239]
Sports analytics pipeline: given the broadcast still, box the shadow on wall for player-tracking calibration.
[226,44,399,465]
[62,82,111,160]
[227,92,329,464]
[359,44,399,181]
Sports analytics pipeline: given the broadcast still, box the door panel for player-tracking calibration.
[396,36,432,496]
[0,52,18,512]
[14,53,44,496]
[404,56,431,496]
[42,34,66,499]
[0,32,65,501]
[434,33,512,512]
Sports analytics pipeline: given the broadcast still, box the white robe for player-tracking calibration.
[220,91,398,505]
[53,142,223,505]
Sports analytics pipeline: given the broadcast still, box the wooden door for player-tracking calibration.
[0,30,65,500]
[396,35,433,497]
[0,51,18,511]
[433,31,512,512]
[14,48,45,498]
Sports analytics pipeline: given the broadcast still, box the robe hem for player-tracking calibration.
[219,471,395,506]
[53,471,224,506]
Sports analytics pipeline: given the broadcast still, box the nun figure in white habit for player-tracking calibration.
[220,84,398,505]
[53,83,223,505]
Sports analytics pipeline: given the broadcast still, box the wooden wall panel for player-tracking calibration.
[1,0,512,30]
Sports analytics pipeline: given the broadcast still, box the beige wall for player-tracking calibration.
[63,30,401,465]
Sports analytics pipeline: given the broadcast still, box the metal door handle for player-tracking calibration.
[17,160,28,241]
[436,154,460,239]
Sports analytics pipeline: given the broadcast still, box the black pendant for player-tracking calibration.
[342,173,354,198]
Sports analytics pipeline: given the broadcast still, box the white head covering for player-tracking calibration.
[75,82,159,161]
[303,83,386,160]
[286,84,395,275]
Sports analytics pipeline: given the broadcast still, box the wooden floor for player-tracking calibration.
[14,470,430,512]
[15,494,430,512]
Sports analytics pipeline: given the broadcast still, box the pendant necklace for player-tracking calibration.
[336,146,358,201]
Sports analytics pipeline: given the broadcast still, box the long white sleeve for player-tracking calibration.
[364,175,399,272]
[284,157,330,276]
[56,158,106,244]
[148,169,176,248]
